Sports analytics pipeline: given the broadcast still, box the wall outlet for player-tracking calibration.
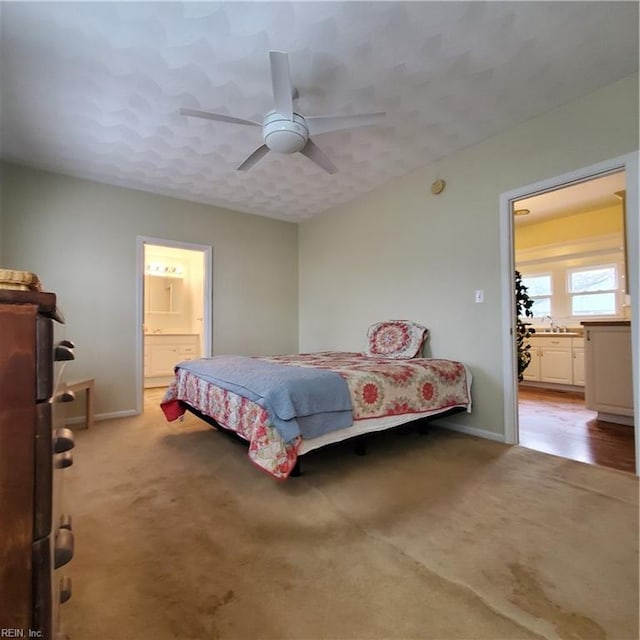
[475,289,484,303]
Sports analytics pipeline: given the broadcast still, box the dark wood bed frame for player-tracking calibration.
[180,400,466,477]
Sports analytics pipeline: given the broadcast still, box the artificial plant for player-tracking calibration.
[515,270,536,382]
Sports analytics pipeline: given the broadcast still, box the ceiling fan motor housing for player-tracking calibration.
[263,112,308,153]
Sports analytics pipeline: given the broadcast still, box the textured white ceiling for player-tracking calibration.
[1,2,638,222]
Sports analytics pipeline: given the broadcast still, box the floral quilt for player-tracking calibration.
[161,352,471,480]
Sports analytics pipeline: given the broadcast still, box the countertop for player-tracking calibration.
[531,330,584,338]
[144,332,199,336]
[580,320,631,326]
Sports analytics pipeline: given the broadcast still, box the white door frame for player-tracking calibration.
[499,152,639,475]
[135,236,213,414]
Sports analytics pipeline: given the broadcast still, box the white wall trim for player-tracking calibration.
[499,152,639,475]
[135,236,213,416]
[431,418,506,443]
[500,188,518,446]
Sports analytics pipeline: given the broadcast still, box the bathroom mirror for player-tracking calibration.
[145,275,183,314]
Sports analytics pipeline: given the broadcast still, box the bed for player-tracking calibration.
[160,321,472,479]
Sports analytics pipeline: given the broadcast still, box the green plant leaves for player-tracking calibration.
[515,270,536,382]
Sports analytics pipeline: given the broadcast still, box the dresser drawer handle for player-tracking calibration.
[56,390,76,403]
[55,451,74,469]
[54,528,74,569]
[54,345,75,362]
[59,575,72,604]
[54,428,75,453]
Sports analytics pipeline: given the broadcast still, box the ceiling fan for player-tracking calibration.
[180,51,385,174]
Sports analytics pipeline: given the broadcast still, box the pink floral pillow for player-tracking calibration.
[364,320,429,359]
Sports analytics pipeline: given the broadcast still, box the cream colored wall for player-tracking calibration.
[515,204,623,250]
[0,163,298,418]
[299,73,639,438]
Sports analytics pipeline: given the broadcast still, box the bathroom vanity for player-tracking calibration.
[144,333,200,388]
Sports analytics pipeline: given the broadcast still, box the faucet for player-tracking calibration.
[544,316,567,332]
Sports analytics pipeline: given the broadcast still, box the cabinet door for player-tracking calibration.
[572,349,585,386]
[539,346,572,384]
[585,327,633,415]
[147,344,181,377]
[522,349,541,381]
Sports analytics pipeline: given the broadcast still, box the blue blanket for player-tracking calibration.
[176,356,353,442]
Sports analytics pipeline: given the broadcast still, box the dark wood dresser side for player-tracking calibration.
[0,290,75,639]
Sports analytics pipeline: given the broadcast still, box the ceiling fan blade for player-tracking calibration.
[180,108,261,127]
[306,112,386,136]
[269,51,294,120]
[237,144,270,171]
[299,139,338,174]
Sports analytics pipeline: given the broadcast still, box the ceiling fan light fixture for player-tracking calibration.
[180,50,386,173]
[263,112,308,153]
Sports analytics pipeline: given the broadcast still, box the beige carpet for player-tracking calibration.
[61,390,639,640]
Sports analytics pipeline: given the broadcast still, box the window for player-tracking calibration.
[521,274,552,318]
[568,266,617,316]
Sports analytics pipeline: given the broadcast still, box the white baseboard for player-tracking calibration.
[66,409,139,426]
[98,410,139,421]
[431,418,506,443]
[597,411,634,426]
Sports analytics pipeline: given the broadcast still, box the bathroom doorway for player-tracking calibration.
[499,153,639,475]
[136,237,212,414]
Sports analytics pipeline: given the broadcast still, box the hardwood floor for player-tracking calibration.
[518,386,636,473]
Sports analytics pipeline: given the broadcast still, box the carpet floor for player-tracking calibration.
[61,390,639,640]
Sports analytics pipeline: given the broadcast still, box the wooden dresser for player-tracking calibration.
[0,289,76,639]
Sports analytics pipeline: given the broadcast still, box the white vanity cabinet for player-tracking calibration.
[522,334,584,388]
[582,321,633,425]
[144,334,200,388]
[523,340,541,381]
[539,339,573,384]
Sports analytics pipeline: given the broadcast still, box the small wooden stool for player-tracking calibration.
[66,378,95,429]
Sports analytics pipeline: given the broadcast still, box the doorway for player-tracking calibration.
[136,237,212,414]
[513,171,634,472]
[499,153,639,476]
